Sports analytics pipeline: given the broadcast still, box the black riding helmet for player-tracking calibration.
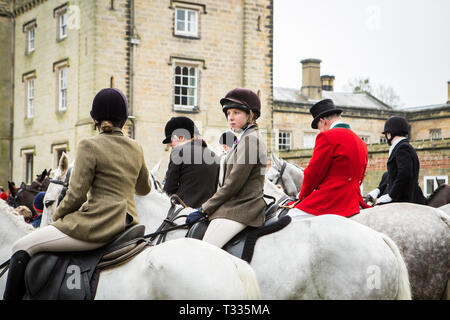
[220,88,261,119]
[382,116,409,137]
[382,116,409,145]
[90,88,129,125]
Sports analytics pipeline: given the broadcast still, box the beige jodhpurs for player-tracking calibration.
[12,225,106,256]
[202,218,246,249]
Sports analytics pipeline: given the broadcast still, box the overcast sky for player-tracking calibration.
[273,0,450,107]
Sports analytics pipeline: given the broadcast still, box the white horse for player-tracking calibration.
[266,155,450,299]
[3,158,260,300]
[439,203,450,216]
[134,167,411,300]
[266,154,303,197]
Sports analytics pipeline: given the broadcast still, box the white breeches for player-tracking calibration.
[202,218,246,249]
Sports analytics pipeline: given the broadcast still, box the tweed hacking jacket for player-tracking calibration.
[202,125,267,227]
[52,128,151,243]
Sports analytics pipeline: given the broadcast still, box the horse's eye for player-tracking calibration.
[44,200,55,208]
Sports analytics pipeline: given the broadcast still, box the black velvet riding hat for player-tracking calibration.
[309,99,342,129]
[162,116,199,144]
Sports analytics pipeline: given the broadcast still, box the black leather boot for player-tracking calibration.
[3,250,30,300]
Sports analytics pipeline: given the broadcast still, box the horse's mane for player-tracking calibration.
[426,183,449,204]
[0,200,35,232]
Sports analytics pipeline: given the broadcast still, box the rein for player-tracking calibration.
[144,194,193,245]
[274,160,287,191]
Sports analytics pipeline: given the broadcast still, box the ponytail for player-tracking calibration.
[100,120,114,133]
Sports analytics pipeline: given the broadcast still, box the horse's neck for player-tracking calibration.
[135,192,190,241]
[0,203,33,259]
[264,178,288,203]
[428,185,450,207]
[285,163,303,191]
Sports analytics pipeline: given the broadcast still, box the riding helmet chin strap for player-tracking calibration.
[385,133,394,146]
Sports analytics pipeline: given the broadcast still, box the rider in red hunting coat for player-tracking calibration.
[293,99,371,217]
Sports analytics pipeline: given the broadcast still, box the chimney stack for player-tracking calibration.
[300,58,322,100]
[321,75,335,92]
[447,81,450,104]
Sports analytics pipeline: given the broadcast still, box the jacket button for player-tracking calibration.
[348,178,352,181]
[358,180,361,184]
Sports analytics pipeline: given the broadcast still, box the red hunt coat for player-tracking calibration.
[293,123,371,216]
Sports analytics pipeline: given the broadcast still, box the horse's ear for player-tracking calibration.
[20,182,26,189]
[8,181,14,194]
[47,168,52,176]
[59,152,69,176]
[151,160,161,176]
[271,153,280,167]
[38,169,48,181]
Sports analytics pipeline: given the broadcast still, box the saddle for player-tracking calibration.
[186,203,292,263]
[24,224,147,300]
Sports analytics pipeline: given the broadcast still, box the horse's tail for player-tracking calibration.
[229,256,261,300]
[379,232,412,300]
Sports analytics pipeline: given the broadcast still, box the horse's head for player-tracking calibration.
[150,160,163,193]
[427,184,450,208]
[266,154,283,185]
[41,152,71,227]
[7,181,36,213]
[30,169,51,192]
[266,154,301,197]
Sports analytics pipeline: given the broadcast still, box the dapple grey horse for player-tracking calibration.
[267,155,450,299]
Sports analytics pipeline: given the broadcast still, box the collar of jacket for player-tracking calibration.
[388,137,407,158]
[100,127,124,135]
[232,124,257,149]
[331,122,351,129]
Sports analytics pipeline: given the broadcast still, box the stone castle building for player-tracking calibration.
[0,0,273,187]
[0,0,448,199]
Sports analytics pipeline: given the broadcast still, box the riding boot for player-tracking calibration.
[3,250,31,300]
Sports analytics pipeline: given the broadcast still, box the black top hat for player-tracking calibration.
[309,99,342,129]
[162,116,199,144]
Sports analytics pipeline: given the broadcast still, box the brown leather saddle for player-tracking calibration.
[24,224,147,300]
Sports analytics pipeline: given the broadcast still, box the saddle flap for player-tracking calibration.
[25,252,65,299]
[105,224,145,251]
[185,219,209,240]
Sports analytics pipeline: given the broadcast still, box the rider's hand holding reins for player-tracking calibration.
[186,208,205,224]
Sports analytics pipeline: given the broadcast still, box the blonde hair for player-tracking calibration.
[15,205,33,222]
[247,110,258,126]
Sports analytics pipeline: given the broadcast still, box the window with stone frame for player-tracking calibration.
[52,143,68,168]
[359,135,370,144]
[23,71,36,119]
[278,131,292,151]
[429,129,441,141]
[26,78,35,119]
[53,59,69,112]
[54,3,68,41]
[175,8,198,37]
[21,149,35,185]
[23,19,37,55]
[174,65,198,110]
[58,67,68,111]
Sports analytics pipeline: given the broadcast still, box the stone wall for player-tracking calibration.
[0,11,12,188]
